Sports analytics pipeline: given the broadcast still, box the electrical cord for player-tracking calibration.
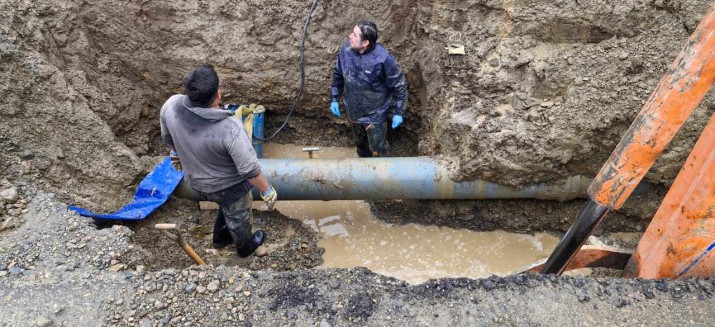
[253,0,320,142]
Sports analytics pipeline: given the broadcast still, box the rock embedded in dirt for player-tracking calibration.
[0,187,18,204]
[34,316,54,327]
[207,280,220,292]
[184,283,197,293]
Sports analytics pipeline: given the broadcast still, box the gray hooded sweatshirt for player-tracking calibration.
[160,94,261,193]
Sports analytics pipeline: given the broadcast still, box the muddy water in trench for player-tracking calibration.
[260,143,560,284]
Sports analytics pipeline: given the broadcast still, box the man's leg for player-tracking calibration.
[192,185,234,249]
[366,121,389,157]
[202,183,265,257]
[212,209,233,248]
[220,192,265,257]
[351,123,373,157]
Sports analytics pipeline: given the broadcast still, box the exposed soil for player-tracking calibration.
[2,0,715,325]
[2,0,714,210]
[369,187,664,234]
[126,197,324,272]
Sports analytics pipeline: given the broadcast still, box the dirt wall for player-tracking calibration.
[1,0,713,212]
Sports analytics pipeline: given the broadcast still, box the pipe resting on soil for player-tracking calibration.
[174,157,594,201]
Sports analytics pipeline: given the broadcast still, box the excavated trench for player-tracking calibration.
[3,0,715,325]
[127,143,581,285]
[3,0,713,276]
[3,0,714,213]
[127,105,653,283]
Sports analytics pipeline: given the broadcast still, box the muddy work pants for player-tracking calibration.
[197,182,254,251]
[351,122,388,157]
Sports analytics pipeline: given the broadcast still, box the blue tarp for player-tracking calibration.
[70,157,184,220]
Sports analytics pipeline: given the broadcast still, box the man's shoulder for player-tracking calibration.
[163,94,185,108]
[371,45,394,61]
[374,44,389,53]
[219,115,246,137]
[161,94,185,116]
[168,94,187,104]
[224,115,244,129]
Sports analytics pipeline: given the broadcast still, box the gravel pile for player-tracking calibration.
[0,189,141,279]
[2,187,714,326]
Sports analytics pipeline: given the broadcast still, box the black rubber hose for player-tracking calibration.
[540,199,611,275]
[254,0,320,142]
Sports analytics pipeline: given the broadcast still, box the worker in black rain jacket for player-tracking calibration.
[330,20,408,157]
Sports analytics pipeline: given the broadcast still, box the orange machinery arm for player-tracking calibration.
[624,112,715,278]
[541,4,715,275]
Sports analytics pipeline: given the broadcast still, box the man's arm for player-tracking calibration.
[160,99,181,169]
[330,49,345,103]
[159,102,175,149]
[384,55,408,115]
[224,121,277,209]
[250,172,276,210]
[224,126,263,184]
[248,173,270,193]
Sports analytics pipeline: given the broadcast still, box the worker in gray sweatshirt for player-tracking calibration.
[159,64,277,257]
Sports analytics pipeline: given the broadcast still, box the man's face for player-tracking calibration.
[348,25,368,51]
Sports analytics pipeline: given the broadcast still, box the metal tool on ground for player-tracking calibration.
[155,223,206,266]
[302,147,320,159]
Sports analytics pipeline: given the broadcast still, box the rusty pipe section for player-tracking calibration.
[174,157,591,201]
[589,5,715,210]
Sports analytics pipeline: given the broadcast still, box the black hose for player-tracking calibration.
[540,199,611,275]
[254,0,320,142]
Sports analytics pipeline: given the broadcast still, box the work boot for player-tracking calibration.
[212,229,233,249]
[236,230,266,258]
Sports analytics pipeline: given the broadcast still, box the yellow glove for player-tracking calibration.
[260,184,277,210]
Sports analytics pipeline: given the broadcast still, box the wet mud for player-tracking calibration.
[2,0,715,325]
[127,197,324,272]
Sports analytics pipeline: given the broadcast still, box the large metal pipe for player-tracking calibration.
[175,157,592,201]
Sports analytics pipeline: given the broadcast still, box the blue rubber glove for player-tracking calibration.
[391,115,403,129]
[330,101,341,117]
